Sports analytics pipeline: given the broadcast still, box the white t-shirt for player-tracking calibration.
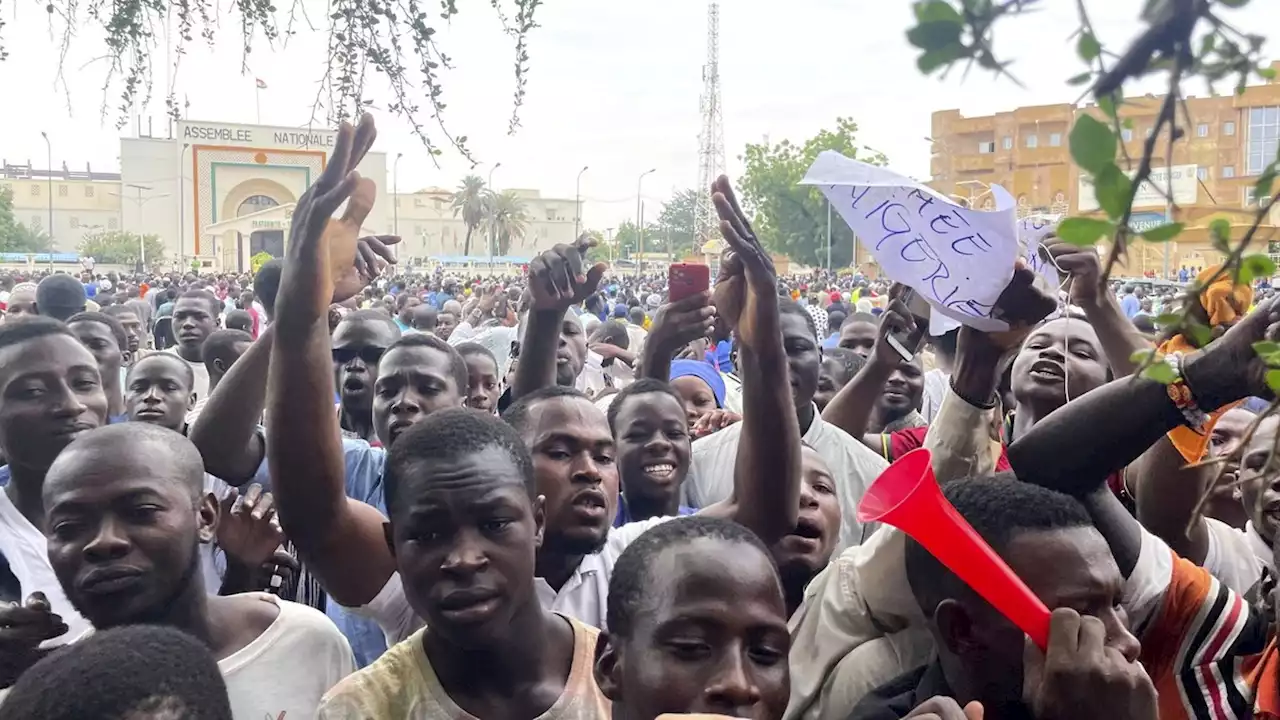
[1202,517,1273,595]
[219,593,356,720]
[349,517,669,646]
[165,347,210,407]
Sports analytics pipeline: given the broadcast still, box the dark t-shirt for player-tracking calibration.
[847,662,953,720]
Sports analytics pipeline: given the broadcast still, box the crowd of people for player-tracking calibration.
[0,114,1274,719]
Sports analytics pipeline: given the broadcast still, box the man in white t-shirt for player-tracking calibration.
[40,423,354,718]
[167,291,219,404]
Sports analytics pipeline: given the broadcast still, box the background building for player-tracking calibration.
[928,61,1280,277]
[0,162,123,244]
[391,187,580,263]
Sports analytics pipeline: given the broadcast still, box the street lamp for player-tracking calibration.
[39,132,52,251]
[574,165,588,239]
[487,162,502,268]
[393,153,403,258]
[636,168,656,277]
[111,184,169,269]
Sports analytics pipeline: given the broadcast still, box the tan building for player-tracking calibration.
[0,162,123,249]
[391,187,581,262]
[928,61,1280,277]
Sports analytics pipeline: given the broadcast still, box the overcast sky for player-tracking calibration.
[1,0,1276,229]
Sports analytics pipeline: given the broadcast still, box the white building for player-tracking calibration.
[6,119,581,272]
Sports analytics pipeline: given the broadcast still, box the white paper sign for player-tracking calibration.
[801,151,1020,331]
[1019,213,1062,298]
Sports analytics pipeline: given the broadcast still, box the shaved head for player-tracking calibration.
[44,423,205,504]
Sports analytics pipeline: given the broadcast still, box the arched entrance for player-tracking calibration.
[237,194,284,258]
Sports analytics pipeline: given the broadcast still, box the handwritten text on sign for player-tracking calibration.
[802,151,1020,331]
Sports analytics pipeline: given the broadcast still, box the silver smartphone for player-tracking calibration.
[884,289,931,362]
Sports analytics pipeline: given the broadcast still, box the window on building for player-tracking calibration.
[1121,128,1134,142]
[432,199,443,211]
[1246,186,1273,208]
[58,185,68,197]
[1247,107,1280,175]
[30,184,39,196]
[413,197,423,208]
[1048,133,1062,147]
[1025,134,1038,149]
[84,186,94,198]
[546,209,558,221]
[1197,167,1209,181]
[107,217,118,230]
[1225,121,1236,136]
[1197,123,1210,137]
[1001,136,1013,150]
[31,216,40,228]
[977,141,995,154]
[70,216,79,228]
[1223,165,1236,178]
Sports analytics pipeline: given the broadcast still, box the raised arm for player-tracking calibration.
[1046,240,1152,376]
[511,237,606,400]
[267,115,400,607]
[188,325,273,484]
[1133,435,1211,564]
[821,294,920,452]
[1009,295,1280,573]
[698,176,800,545]
[640,293,716,383]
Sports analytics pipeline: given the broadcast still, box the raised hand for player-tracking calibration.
[1185,295,1280,409]
[275,114,399,334]
[1022,608,1156,720]
[0,592,68,687]
[710,176,778,351]
[217,484,285,570]
[1043,238,1101,308]
[647,292,717,358]
[869,285,921,369]
[527,234,608,312]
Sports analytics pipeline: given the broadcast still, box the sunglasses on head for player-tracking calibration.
[331,346,388,365]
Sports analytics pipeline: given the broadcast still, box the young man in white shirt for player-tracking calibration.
[41,422,354,718]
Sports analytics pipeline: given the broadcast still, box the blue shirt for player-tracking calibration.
[612,494,696,527]
[1120,294,1141,318]
[705,339,734,373]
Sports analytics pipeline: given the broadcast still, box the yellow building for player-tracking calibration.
[0,162,123,249]
[391,187,581,262]
[928,61,1280,277]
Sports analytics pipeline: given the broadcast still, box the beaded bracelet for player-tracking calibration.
[1164,351,1209,430]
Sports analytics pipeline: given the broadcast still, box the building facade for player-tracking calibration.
[390,187,581,263]
[0,163,123,249]
[928,61,1280,277]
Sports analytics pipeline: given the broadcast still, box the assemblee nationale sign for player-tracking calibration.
[178,121,337,151]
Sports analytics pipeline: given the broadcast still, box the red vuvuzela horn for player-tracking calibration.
[857,448,1050,649]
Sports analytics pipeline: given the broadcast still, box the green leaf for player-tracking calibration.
[1186,321,1214,348]
[1098,94,1118,120]
[1218,0,1250,7]
[1260,66,1278,81]
[1056,217,1115,246]
[1257,168,1276,199]
[1094,164,1133,219]
[1069,115,1117,175]
[1210,218,1231,239]
[1254,341,1280,356]
[1142,362,1177,384]
[1240,253,1277,284]
[914,0,962,23]
[1139,222,1184,242]
[906,21,963,51]
[1268,370,1280,393]
[1077,33,1102,62]
[1130,349,1160,365]
[1067,71,1093,87]
[916,43,966,74]
[1123,117,1135,130]
[1154,313,1182,327]
[1200,33,1216,56]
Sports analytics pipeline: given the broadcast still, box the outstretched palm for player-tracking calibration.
[709,176,777,351]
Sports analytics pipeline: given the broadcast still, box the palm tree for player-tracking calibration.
[450,175,487,257]
[487,191,529,257]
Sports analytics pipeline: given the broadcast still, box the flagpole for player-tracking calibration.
[255,86,261,124]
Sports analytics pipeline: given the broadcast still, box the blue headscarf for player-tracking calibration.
[669,359,726,408]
